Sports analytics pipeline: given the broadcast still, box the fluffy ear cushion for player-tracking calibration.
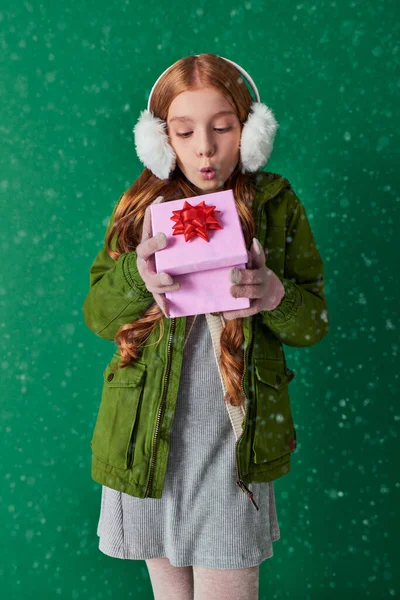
[133,109,176,180]
[240,103,279,172]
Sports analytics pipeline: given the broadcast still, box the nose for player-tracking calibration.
[197,130,215,157]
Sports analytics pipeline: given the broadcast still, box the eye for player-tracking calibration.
[176,127,232,138]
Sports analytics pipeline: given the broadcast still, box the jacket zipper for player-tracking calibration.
[234,182,287,511]
[144,317,176,498]
[235,316,259,510]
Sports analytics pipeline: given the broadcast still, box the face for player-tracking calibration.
[166,88,242,195]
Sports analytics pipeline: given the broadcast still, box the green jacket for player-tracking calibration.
[83,172,329,508]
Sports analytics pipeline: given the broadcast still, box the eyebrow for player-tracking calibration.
[168,110,236,123]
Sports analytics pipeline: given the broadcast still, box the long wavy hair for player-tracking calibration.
[106,53,265,407]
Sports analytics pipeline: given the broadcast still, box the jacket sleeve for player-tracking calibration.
[260,187,329,347]
[82,193,155,341]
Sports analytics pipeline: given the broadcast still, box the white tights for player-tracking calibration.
[145,557,259,600]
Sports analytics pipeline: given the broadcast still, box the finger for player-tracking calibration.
[141,196,165,243]
[222,302,259,320]
[137,232,168,262]
[222,311,239,321]
[140,261,181,293]
[138,253,181,293]
[153,291,170,318]
[230,283,264,300]
[230,266,264,285]
[149,279,181,294]
[246,249,252,269]
[141,205,153,243]
[248,238,267,269]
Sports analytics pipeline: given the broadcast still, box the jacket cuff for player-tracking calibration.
[122,252,154,300]
[260,277,302,325]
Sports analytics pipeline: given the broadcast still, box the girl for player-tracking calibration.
[83,53,329,600]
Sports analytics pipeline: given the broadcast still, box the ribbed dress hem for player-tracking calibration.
[97,532,281,569]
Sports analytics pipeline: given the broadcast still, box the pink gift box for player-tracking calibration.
[150,189,250,318]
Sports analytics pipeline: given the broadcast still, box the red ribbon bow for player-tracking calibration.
[170,200,223,242]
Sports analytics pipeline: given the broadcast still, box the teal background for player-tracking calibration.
[1,0,398,598]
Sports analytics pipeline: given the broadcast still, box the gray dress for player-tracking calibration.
[96,313,281,569]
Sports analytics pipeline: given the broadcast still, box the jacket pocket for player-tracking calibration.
[252,358,297,464]
[90,360,147,470]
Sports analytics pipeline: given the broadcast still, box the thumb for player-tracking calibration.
[249,238,265,268]
[142,196,165,242]
[151,195,165,205]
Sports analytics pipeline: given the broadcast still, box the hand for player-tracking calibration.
[222,238,285,321]
[136,196,180,318]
